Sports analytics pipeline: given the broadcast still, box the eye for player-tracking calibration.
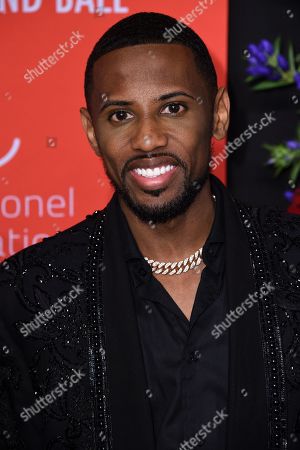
[109,110,134,122]
[161,102,186,115]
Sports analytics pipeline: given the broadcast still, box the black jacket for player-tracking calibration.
[0,174,300,450]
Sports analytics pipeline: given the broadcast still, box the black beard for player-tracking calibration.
[104,158,210,224]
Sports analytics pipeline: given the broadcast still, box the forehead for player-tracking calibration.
[91,43,206,97]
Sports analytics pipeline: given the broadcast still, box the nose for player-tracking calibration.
[130,117,168,152]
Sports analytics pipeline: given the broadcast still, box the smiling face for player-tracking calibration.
[80,43,229,223]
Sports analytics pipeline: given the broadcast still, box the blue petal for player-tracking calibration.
[286,140,300,150]
[258,39,274,55]
[294,72,300,89]
[248,44,258,56]
[284,190,294,202]
[277,54,289,71]
[246,65,272,77]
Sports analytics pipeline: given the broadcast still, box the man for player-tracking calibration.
[0,11,299,450]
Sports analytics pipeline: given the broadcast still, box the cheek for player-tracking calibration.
[96,117,130,151]
[175,122,212,158]
[180,128,212,172]
[95,135,129,182]
[172,110,212,141]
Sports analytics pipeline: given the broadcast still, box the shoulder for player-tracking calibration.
[235,199,299,276]
[0,210,103,288]
[254,205,300,256]
[235,199,300,242]
[0,209,108,343]
[257,204,300,236]
[236,200,300,306]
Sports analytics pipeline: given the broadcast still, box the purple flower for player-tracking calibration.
[258,39,274,55]
[284,190,294,202]
[245,39,290,83]
[246,65,272,77]
[248,56,258,65]
[294,72,300,89]
[277,54,289,71]
[248,44,258,54]
[286,140,300,150]
[248,44,267,63]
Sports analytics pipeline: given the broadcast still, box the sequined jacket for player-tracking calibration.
[0,174,299,450]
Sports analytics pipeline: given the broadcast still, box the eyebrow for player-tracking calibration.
[98,91,196,113]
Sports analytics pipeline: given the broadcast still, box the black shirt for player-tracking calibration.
[111,186,228,450]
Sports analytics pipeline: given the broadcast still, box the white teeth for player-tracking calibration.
[133,165,175,178]
[146,168,152,177]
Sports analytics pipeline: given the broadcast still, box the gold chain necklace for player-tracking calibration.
[144,194,216,276]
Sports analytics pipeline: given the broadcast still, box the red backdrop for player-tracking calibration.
[0,0,228,260]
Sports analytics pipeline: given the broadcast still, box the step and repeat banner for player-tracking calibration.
[0,0,228,260]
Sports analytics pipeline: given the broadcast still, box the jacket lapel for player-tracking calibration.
[214,176,269,450]
[102,195,156,450]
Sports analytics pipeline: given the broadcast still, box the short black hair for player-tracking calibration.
[84,11,218,111]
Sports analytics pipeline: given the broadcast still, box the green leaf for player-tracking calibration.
[290,161,300,183]
[288,41,296,72]
[274,36,281,57]
[277,144,290,153]
[274,166,284,177]
[269,36,281,66]
[245,76,255,82]
[281,70,296,83]
[289,151,300,161]
[252,79,290,90]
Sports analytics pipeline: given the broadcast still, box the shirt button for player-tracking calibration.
[189,350,202,362]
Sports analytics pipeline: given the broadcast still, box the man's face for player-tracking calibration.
[81,43,229,223]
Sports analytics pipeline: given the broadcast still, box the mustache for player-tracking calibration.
[121,151,187,180]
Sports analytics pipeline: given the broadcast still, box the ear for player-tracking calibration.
[80,107,101,157]
[212,87,230,140]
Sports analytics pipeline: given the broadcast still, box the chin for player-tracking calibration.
[108,164,210,224]
[120,183,203,224]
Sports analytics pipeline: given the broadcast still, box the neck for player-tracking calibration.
[118,178,215,262]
